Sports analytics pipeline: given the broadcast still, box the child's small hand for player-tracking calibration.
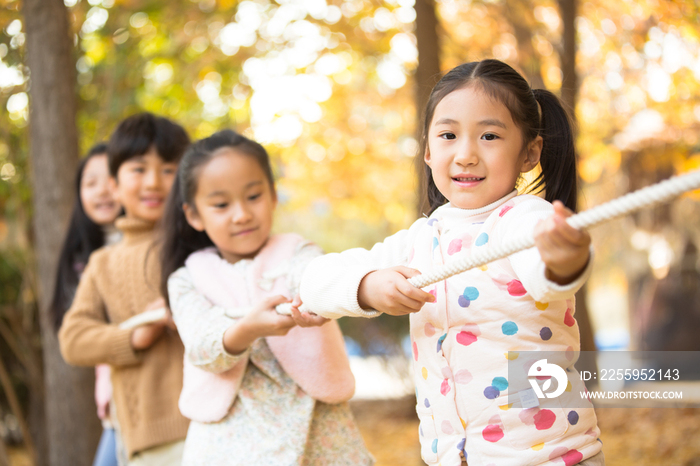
[223,295,297,355]
[130,315,170,350]
[289,294,329,327]
[144,297,178,330]
[358,266,435,316]
[129,297,175,350]
[534,200,591,285]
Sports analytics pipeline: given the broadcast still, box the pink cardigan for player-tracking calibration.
[178,233,355,423]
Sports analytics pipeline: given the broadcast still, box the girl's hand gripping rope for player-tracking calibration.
[534,201,591,285]
[223,295,297,355]
[289,295,330,327]
[358,266,436,316]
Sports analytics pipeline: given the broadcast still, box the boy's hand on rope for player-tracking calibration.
[534,200,591,285]
[130,298,174,350]
[358,266,436,316]
[289,295,329,327]
[223,295,297,355]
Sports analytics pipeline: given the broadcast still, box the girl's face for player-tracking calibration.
[80,154,121,226]
[425,85,542,210]
[184,148,277,264]
[114,148,178,222]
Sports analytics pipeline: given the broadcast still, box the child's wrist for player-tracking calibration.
[546,256,589,285]
[223,320,257,355]
[357,272,375,310]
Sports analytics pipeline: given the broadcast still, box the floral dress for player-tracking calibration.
[168,243,374,466]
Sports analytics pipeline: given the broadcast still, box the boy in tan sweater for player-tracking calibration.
[59,113,190,464]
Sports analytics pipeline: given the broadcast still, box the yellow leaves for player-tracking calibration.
[679,24,700,42]
[677,154,700,200]
[678,154,700,173]
[81,34,107,64]
[384,203,407,225]
[578,141,621,184]
[138,33,169,57]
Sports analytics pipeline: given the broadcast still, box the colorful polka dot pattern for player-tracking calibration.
[475,233,489,246]
[458,286,479,307]
[549,447,583,466]
[456,323,480,346]
[502,321,518,335]
[407,196,600,465]
[482,415,504,443]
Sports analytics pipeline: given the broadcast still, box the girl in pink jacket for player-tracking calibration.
[159,130,373,466]
[299,60,605,466]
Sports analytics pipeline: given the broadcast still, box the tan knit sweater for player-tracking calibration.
[58,217,189,458]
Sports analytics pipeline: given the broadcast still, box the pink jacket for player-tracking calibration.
[178,233,355,423]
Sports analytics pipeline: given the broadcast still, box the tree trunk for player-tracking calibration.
[505,0,546,89]
[414,0,441,216]
[556,0,598,373]
[0,437,9,466]
[23,0,102,465]
[558,0,578,115]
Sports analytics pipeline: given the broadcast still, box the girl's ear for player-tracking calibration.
[424,147,432,166]
[183,203,205,232]
[521,135,543,173]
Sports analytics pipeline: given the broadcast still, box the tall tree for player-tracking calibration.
[505,0,545,89]
[558,0,577,113]
[557,0,597,360]
[414,0,442,216]
[23,0,102,464]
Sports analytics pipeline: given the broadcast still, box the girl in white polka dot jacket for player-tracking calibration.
[296,59,605,466]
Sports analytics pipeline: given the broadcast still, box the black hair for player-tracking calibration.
[420,59,577,214]
[108,112,190,177]
[51,143,114,330]
[159,129,275,305]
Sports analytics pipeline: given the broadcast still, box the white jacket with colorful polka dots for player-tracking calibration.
[300,191,603,466]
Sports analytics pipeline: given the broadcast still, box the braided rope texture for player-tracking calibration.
[277,170,700,314]
[408,170,700,289]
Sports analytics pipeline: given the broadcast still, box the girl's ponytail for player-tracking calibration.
[159,172,214,307]
[532,89,578,212]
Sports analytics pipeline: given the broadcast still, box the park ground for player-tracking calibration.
[6,400,700,465]
[350,397,700,466]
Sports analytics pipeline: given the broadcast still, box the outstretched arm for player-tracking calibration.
[59,262,141,367]
[299,218,429,319]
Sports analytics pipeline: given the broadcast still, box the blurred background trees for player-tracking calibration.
[1,0,699,464]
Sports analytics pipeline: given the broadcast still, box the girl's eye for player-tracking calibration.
[482,133,498,141]
[439,132,456,140]
[214,203,228,209]
[163,168,176,175]
[132,166,145,173]
[248,194,262,201]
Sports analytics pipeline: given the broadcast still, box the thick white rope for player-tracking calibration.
[276,169,700,315]
[120,172,699,322]
[408,169,700,289]
[254,169,700,316]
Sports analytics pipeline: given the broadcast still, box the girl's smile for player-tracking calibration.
[452,174,485,188]
[114,149,178,222]
[424,85,542,210]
